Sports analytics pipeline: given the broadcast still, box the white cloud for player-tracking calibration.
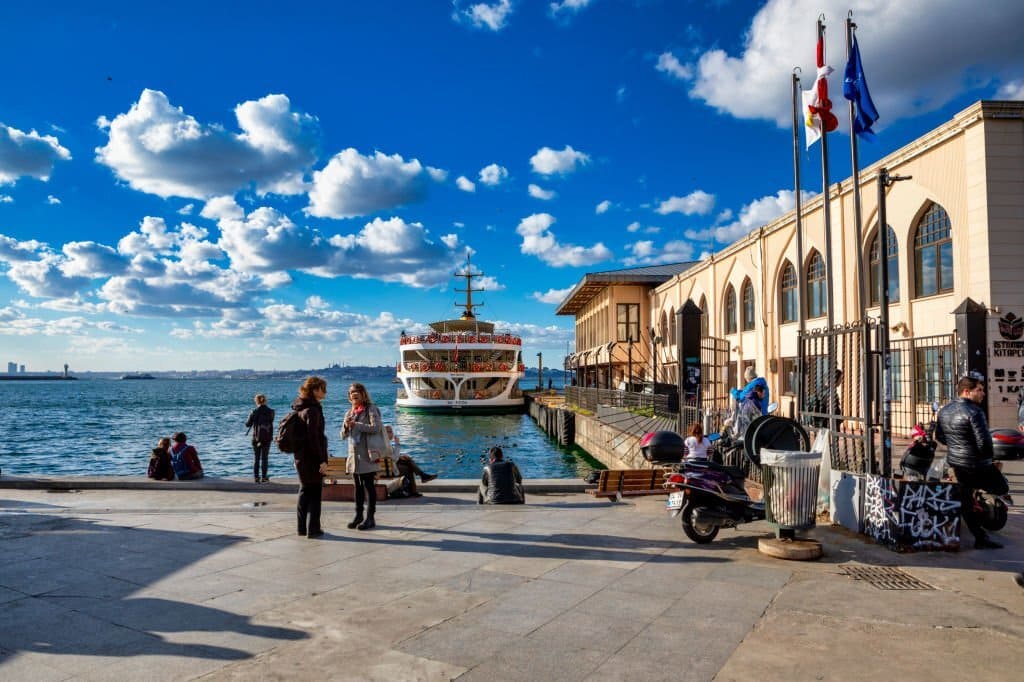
[528,183,557,200]
[530,145,590,175]
[0,234,45,261]
[656,190,715,216]
[684,189,812,244]
[476,275,505,291]
[200,195,244,221]
[549,0,591,18]
[533,286,574,304]
[441,234,460,249]
[595,200,612,214]
[626,221,641,233]
[516,212,612,267]
[686,0,1024,128]
[95,89,318,199]
[306,148,437,219]
[60,241,129,278]
[655,52,692,80]
[622,239,696,267]
[4,254,91,298]
[0,194,12,203]
[47,195,60,205]
[0,307,140,336]
[616,86,627,103]
[217,206,456,287]
[453,0,513,31]
[997,79,1024,100]
[478,163,509,186]
[456,175,476,192]
[178,203,194,215]
[0,123,71,185]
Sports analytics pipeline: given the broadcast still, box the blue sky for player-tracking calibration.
[1,0,1022,371]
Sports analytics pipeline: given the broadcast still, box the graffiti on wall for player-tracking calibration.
[992,312,1024,416]
[895,481,960,550]
[863,475,896,546]
[863,475,960,551]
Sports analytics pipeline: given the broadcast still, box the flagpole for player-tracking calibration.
[792,69,806,416]
[817,16,837,441]
[846,13,873,475]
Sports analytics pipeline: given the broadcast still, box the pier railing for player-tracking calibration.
[566,386,676,418]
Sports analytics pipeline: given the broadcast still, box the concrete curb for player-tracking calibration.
[0,475,593,494]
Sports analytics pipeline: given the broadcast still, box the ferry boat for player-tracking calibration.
[396,257,525,414]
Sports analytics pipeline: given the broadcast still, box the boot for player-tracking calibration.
[357,517,376,531]
[347,508,364,529]
[420,472,437,483]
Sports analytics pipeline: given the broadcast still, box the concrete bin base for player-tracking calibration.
[758,536,823,561]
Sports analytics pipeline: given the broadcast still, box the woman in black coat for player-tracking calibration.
[292,376,328,538]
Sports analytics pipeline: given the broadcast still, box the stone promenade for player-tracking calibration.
[1,463,1022,681]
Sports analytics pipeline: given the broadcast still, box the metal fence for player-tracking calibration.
[696,335,733,433]
[565,386,675,417]
[886,333,956,436]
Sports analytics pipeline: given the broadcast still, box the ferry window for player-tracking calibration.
[741,278,755,331]
[869,225,900,304]
[806,250,827,319]
[780,262,798,323]
[617,303,640,342]
[914,203,953,298]
[724,286,737,334]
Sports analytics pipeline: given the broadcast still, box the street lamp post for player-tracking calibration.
[536,352,543,390]
[627,335,633,392]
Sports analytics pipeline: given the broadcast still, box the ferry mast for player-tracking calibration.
[455,254,485,321]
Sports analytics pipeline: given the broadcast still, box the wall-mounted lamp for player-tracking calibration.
[731,345,741,354]
[891,321,910,337]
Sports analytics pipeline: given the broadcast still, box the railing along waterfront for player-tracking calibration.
[566,386,676,418]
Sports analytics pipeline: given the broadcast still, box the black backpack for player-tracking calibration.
[276,411,306,454]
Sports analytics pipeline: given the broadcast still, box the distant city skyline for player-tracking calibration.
[1,1,1022,370]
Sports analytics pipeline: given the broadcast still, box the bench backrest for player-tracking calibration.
[324,456,397,482]
[594,468,668,493]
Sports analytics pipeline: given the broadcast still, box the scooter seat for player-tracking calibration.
[686,459,747,481]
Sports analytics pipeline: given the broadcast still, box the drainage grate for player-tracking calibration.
[840,565,935,590]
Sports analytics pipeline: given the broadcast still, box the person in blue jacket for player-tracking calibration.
[731,366,770,416]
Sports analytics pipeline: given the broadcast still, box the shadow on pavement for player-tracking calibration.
[0,512,308,663]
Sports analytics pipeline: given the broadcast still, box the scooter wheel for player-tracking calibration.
[681,503,719,544]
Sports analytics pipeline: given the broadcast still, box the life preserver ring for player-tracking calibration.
[499,363,509,371]
[479,334,489,343]
[441,335,450,343]
[483,363,493,371]
[433,361,443,371]
[467,335,476,343]
[420,362,429,371]
[431,390,441,400]
[472,363,480,372]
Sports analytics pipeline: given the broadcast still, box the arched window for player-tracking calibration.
[699,295,708,337]
[741,276,757,329]
[869,225,900,305]
[780,261,798,323]
[806,250,827,318]
[914,203,953,297]
[659,310,668,344]
[668,307,676,345]
[724,285,737,334]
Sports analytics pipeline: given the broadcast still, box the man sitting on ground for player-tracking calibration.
[387,425,437,498]
[478,446,524,504]
[169,432,204,480]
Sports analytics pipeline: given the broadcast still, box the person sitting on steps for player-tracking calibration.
[478,446,524,504]
[169,432,204,480]
[387,425,437,498]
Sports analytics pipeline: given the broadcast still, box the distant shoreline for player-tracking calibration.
[0,375,77,381]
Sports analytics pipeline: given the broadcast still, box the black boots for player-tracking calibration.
[420,473,437,483]
[357,518,376,531]
[347,515,363,529]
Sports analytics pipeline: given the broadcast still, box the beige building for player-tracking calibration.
[561,100,1024,430]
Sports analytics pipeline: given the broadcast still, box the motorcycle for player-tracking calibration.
[901,402,1012,532]
[645,405,811,544]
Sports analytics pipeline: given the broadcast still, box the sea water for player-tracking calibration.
[0,376,598,479]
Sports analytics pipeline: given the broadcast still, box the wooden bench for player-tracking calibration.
[322,456,399,501]
[587,468,669,498]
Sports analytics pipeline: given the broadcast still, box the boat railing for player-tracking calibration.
[400,332,522,346]
[401,361,525,373]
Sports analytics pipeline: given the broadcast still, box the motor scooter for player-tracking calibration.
[662,432,765,544]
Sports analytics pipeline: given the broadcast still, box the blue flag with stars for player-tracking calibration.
[843,36,879,140]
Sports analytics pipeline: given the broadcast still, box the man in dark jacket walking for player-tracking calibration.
[935,374,1007,550]
[478,446,524,504]
[246,393,276,483]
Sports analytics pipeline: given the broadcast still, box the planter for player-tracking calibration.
[863,474,961,552]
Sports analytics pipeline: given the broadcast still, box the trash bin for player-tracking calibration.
[760,449,822,536]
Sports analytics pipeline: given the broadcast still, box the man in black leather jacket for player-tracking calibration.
[935,375,1005,549]
[478,446,525,504]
